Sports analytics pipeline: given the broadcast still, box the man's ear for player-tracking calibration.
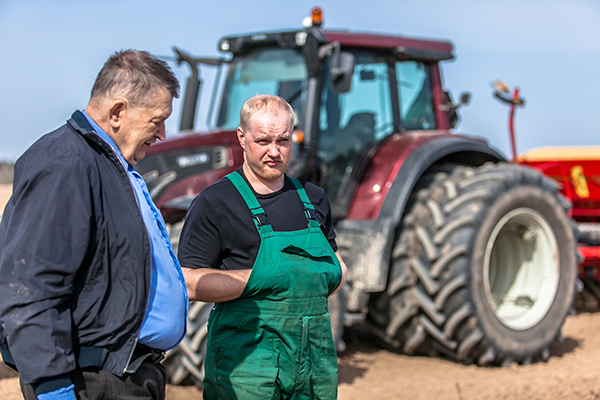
[237,127,245,150]
[109,100,127,130]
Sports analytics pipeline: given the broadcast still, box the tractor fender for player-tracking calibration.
[378,135,505,224]
[335,134,504,311]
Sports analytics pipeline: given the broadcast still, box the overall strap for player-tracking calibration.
[288,177,321,229]
[225,172,273,234]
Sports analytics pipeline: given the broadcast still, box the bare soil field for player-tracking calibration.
[1,183,600,399]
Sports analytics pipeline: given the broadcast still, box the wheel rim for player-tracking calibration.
[483,208,560,330]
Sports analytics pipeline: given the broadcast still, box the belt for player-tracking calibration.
[125,343,166,373]
[2,342,165,375]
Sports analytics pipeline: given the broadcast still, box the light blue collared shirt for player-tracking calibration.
[82,111,187,351]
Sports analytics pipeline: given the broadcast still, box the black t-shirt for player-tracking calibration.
[178,169,337,271]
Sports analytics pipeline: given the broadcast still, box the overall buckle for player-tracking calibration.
[253,213,269,226]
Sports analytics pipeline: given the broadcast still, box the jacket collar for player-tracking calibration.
[67,110,126,168]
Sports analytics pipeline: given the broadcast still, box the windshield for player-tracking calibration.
[216,47,308,130]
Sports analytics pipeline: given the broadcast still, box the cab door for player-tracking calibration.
[317,52,440,218]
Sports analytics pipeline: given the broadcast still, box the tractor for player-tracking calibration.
[134,7,579,387]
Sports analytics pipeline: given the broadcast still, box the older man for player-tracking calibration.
[0,50,188,400]
[179,94,347,399]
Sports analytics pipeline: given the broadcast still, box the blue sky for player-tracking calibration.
[1,0,599,161]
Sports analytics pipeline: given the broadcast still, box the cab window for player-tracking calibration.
[396,61,436,130]
[217,48,307,130]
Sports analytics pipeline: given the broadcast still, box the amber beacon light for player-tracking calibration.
[311,7,323,27]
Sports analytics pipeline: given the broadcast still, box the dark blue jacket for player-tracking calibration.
[0,111,151,389]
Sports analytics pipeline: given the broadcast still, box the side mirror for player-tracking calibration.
[330,47,355,94]
[439,91,471,112]
[440,91,471,129]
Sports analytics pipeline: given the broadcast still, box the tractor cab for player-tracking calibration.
[167,7,461,218]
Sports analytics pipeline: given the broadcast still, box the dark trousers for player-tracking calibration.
[20,361,166,400]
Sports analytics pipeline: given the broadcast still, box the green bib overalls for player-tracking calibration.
[202,172,342,400]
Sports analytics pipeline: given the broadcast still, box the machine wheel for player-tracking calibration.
[373,162,577,365]
[164,301,212,388]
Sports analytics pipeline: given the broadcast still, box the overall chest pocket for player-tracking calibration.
[280,244,335,264]
[279,244,340,296]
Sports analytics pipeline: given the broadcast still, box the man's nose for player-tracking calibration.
[156,122,166,141]
[267,142,280,156]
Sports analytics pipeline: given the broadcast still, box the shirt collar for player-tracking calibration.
[81,110,130,169]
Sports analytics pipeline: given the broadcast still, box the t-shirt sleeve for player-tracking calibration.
[178,192,223,269]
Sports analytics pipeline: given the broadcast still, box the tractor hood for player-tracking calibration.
[135,128,243,223]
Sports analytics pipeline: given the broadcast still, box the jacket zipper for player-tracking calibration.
[121,166,151,374]
[101,144,151,374]
[124,337,139,373]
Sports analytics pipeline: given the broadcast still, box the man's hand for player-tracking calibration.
[182,267,252,302]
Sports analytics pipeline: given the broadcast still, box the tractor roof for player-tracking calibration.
[322,30,453,60]
[219,28,454,61]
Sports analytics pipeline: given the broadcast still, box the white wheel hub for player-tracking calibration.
[483,208,560,330]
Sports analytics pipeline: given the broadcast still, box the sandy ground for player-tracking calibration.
[1,308,600,400]
[1,183,600,399]
[0,184,11,216]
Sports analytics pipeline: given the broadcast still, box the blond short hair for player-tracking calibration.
[239,95,294,133]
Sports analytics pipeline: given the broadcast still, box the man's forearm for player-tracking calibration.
[182,267,251,302]
[331,250,348,295]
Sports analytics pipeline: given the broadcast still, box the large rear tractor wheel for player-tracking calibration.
[371,162,577,365]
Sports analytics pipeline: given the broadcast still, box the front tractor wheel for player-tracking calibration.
[163,301,211,388]
[372,162,577,365]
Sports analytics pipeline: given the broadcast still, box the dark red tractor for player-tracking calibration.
[135,7,578,387]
